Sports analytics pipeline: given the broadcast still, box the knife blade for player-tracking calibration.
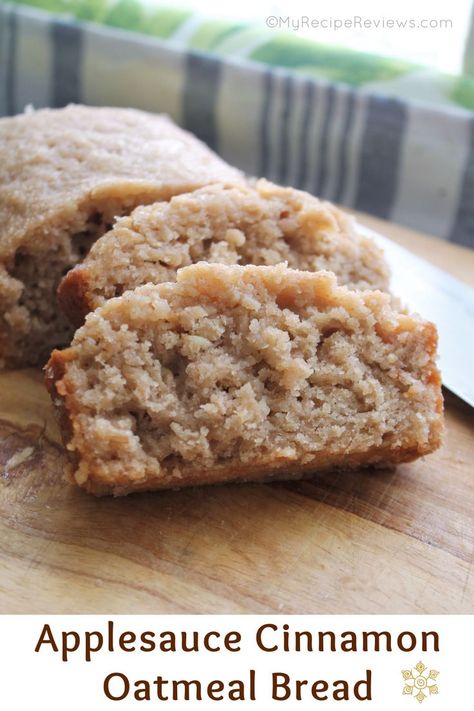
[357,224,474,409]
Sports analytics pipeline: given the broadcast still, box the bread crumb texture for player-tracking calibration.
[0,105,242,367]
[46,263,443,496]
[59,180,390,326]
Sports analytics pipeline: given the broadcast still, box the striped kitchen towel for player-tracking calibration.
[1,3,473,248]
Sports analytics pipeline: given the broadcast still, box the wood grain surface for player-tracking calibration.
[0,213,473,614]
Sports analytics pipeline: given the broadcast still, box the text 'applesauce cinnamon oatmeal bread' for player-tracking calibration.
[58,180,390,327]
[0,104,243,368]
[46,263,443,497]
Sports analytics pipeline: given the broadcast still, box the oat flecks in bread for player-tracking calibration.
[0,104,242,368]
[46,263,443,497]
[58,180,390,326]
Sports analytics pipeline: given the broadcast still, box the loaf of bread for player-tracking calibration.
[0,105,242,368]
[46,263,443,496]
[58,180,390,326]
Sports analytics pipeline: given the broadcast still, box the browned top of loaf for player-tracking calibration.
[0,104,242,259]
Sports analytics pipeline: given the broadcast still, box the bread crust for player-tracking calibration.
[56,267,92,328]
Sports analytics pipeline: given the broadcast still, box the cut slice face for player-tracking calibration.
[0,104,242,367]
[58,180,390,327]
[46,263,443,496]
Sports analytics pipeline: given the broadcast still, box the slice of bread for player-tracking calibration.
[0,104,242,368]
[46,263,443,496]
[58,180,390,327]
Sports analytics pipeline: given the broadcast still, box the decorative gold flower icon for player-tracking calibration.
[401,661,439,703]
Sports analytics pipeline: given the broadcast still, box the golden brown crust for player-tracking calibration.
[78,439,443,497]
[56,267,93,328]
[44,348,76,467]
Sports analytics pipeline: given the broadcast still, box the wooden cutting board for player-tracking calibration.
[1,213,473,614]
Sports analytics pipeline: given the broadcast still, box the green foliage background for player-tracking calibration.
[6,0,192,36]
